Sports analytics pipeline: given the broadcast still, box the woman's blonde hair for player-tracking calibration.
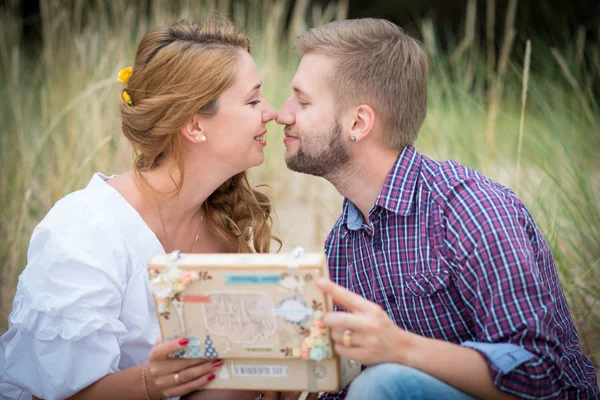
[120,20,279,253]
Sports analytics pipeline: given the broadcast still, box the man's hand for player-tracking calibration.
[316,277,416,366]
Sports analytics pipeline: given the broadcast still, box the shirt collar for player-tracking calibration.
[343,200,364,231]
[88,173,166,259]
[342,146,421,231]
[376,145,421,215]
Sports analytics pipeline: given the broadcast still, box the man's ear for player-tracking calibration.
[348,104,375,143]
[181,114,207,144]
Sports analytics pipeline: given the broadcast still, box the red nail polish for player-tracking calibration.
[212,360,223,367]
[178,338,189,346]
[207,373,216,381]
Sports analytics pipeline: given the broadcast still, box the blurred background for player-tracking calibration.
[1,0,599,378]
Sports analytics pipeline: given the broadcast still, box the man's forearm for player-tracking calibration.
[397,333,514,400]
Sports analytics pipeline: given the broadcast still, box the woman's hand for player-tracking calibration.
[146,338,223,398]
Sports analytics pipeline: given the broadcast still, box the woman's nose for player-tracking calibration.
[262,101,277,122]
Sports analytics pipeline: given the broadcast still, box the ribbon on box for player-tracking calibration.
[225,274,281,285]
[182,294,211,303]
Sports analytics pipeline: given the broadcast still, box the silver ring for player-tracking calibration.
[174,372,182,384]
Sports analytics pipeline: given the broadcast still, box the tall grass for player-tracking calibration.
[418,2,600,369]
[1,0,598,373]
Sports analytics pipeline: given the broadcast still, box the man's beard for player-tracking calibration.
[285,119,350,178]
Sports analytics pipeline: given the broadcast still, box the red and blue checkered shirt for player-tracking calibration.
[321,146,599,399]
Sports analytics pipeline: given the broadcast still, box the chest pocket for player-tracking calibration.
[406,270,451,297]
[389,269,470,340]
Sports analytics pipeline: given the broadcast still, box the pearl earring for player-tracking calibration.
[195,135,207,142]
[350,136,357,142]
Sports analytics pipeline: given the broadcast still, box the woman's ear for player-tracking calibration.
[181,114,207,144]
[348,104,375,143]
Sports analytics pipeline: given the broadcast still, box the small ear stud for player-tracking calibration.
[195,135,207,142]
[350,136,357,142]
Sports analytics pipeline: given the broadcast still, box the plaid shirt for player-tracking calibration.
[320,146,598,399]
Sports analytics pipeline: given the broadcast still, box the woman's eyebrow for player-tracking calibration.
[246,81,262,96]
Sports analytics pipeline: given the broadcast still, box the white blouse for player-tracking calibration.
[0,173,167,399]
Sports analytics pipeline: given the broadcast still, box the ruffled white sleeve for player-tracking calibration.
[1,199,130,399]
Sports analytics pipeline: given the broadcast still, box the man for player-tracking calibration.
[276,18,599,399]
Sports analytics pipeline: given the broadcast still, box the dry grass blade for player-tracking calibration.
[290,0,310,39]
[335,0,348,21]
[551,47,596,124]
[486,0,496,94]
[451,0,476,64]
[551,47,580,90]
[65,136,113,193]
[7,188,32,276]
[485,0,497,159]
[576,26,586,66]
[486,0,518,158]
[420,18,437,57]
[320,2,337,25]
[36,77,115,163]
[516,40,531,195]
[496,0,517,84]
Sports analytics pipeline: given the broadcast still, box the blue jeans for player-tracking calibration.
[346,364,476,400]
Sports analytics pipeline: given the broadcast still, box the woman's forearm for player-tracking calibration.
[34,365,160,400]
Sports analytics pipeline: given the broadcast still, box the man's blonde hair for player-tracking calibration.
[295,18,429,149]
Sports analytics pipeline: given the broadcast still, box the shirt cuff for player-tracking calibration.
[461,341,534,373]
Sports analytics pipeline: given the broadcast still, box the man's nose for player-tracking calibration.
[276,97,295,126]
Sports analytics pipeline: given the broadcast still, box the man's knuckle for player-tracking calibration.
[365,321,378,332]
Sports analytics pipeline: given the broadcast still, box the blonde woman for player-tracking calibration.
[0,21,281,400]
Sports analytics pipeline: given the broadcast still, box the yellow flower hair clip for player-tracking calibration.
[117,66,134,106]
[117,66,133,83]
[122,90,133,106]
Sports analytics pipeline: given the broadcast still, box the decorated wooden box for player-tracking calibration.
[148,249,362,392]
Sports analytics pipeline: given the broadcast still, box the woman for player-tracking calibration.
[0,20,280,400]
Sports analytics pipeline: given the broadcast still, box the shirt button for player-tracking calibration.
[373,239,382,249]
[387,294,396,303]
